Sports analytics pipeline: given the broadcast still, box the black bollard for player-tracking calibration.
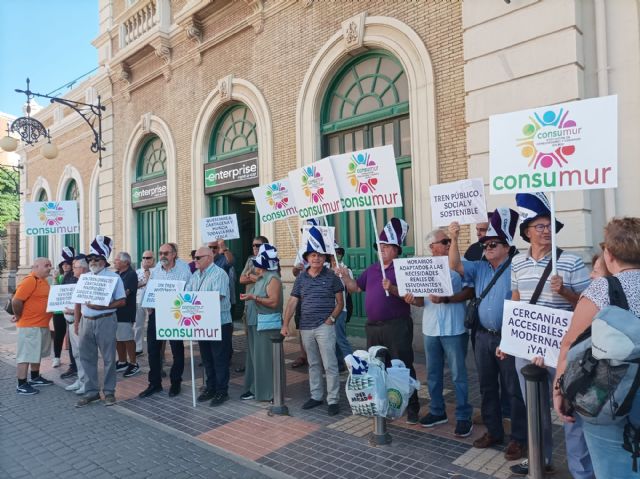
[521,363,548,479]
[268,333,289,416]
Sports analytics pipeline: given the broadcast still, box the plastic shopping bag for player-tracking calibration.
[345,350,389,417]
[385,360,420,420]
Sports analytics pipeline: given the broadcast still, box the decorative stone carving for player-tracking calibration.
[153,41,171,65]
[244,0,265,34]
[218,75,234,103]
[342,12,367,51]
[303,0,313,6]
[141,113,152,133]
[184,16,203,46]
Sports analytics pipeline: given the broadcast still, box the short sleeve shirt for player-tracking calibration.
[422,270,467,337]
[291,267,343,330]
[14,273,52,328]
[462,259,513,330]
[186,263,232,325]
[117,267,138,323]
[356,262,410,323]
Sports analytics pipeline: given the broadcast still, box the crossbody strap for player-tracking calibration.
[529,248,563,305]
[606,275,630,310]
[478,253,514,301]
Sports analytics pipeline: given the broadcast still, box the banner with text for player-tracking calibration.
[394,257,453,297]
[46,285,76,312]
[155,291,221,341]
[200,214,240,243]
[430,178,487,227]
[490,95,618,194]
[71,274,119,307]
[329,145,403,211]
[499,300,573,368]
[24,201,79,237]
[142,279,186,308]
[252,178,299,224]
[288,158,343,219]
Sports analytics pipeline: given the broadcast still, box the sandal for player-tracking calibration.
[291,357,307,368]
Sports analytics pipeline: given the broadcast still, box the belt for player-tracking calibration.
[83,312,116,320]
[477,324,501,336]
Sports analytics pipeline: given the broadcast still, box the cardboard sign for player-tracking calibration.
[288,158,343,219]
[393,257,453,297]
[24,201,79,236]
[200,214,240,243]
[430,178,487,226]
[499,300,573,368]
[155,291,221,341]
[142,279,186,308]
[490,95,618,194]
[329,145,403,211]
[71,274,119,307]
[252,178,299,223]
[300,225,336,256]
[46,285,76,312]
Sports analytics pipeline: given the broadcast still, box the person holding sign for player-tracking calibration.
[337,218,421,425]
[207,239,234,274]
[464,214,491,262]
[135,250,155,355]
[404,230,474,437]
[448,209,527,461]
[64,257,89,395]
[507,193,592,478]
[75,236,126,408]
[52,246,76,370]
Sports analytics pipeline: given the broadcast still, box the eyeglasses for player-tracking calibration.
[528,223,552,232]
[142,256,153,260]
[252,244,262,248]
[482,241,507,250]
[430,238,451,247]
[195,255,211,261]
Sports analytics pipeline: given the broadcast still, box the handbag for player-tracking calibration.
[257,312,282,331]
[4,295,14,315]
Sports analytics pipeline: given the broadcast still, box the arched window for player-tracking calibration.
[136,136,167,181]
[36,190,49,259]
[209,104,258,162]
[64,180,80,253]
[321,50,413,334]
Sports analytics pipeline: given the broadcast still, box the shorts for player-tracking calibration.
[16,327,51,364]
[116,322,135,341]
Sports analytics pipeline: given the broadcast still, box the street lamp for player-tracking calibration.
[0,78,106,166]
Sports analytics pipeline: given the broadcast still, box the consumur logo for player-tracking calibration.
[348,151,378,193]
[39,202,65,226]
[301,165,325,204]
[171,293,202,327]
[266,182,290,210]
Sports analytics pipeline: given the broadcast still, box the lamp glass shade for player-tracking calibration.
[41,142,58,159]
[0,135,18,152]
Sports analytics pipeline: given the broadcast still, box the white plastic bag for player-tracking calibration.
[385,363,420,420]
[345,350,389,417]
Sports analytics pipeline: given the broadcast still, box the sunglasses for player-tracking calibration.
[195,255,211,260]
[528,223,552,232]
[142,256,153,260]
[252,244,262,248]
[88,257,103,263]
[430,238,451,247]
[482,241,507,250]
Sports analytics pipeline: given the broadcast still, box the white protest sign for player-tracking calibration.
[47,285,76,312]
[288,158,343,219]
[71,274,119,307]
[499,300,573,368]
[430,178,487,227]
[24,201,79,236]
[200,214,240,242]
[490,95,617,194]
[393,257,453,297]
[155,291,221,341]
[329,145,403,211]
[142,279,186,308]
[300,225,336,256]
[252,179,299,224]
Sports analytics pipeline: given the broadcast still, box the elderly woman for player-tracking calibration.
[554,217,640,477]
[239,243,282,401]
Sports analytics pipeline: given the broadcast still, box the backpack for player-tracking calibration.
[560,276,640,427]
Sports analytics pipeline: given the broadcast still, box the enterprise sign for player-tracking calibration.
[131,177,167,208]
[204,154,258,194]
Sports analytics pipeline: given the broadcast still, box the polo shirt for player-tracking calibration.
[80,269,126,318]
[14,273,52,328]
[422,270,467,337]
[186,263,232,325]
[151,259,192,283]
[356,262,410,323]
[291,267,343,330]
[462,258,512,331]
[117,266,138,323]
[511,249,590,311]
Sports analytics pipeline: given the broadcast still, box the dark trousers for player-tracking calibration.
[365,316,420,414]
[474,330,527,444]
[52,314,67,358]
[147,312,184,388]
[199,323,233,394]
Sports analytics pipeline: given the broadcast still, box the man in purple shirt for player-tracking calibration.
[338,218,420,424]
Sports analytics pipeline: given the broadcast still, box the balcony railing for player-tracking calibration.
[119,0,170,50]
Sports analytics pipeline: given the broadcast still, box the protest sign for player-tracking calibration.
[71,274,119,307]
[142,279,186,308]
[155,291,221,341]
[393,257,453,297]
[300,225,336,256]
[499,300,573,368]
[200,214,240,242]
[24,201,79,236]
[47,285,76,312]
[252,178,298,224]
[288,158,343,219]
[490,95,617,195]
[329,145,402,211]
[430,178,487,227]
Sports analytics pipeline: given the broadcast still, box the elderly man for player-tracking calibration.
[448,209,527,461]
[464,214,492,261]
[64,257,89,395]
[338,218,421,424]
[187,245,233,406]
[134,250,155,355]
[139,243,192,398]
[114,252,139,377]
[207,239,234,274]
[404,229,473,436]
[75,236,126,407]
[13,257,54,395]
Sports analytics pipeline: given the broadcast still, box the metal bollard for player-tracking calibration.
[268,333,289,416]
[521,364,548,479]
[368,346,392,446]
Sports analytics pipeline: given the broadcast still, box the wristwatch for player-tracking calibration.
[328,315,336,323]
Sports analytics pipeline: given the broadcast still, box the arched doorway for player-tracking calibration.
[63,179,80,253]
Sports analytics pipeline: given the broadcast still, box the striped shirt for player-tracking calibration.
[291,267,343,330]
[186,263,232,325]
[511,249,590,311]
[150,259,192,283]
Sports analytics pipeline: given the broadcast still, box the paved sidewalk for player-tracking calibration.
[0,296,570,478]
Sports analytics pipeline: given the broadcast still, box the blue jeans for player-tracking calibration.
[582,421,633,479]
[424,333,472,421]
[334,311,352,364]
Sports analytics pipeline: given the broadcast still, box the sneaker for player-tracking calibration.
[104,394,116,406]
[75,394,101,408]
[197,389,216,402]
[406,410,419,425]
[75,384,86,395]
[116,361,129,372]
[509,459,556,476]
[65,380,81,391]
[301,398,323,410]
[454,420,473,438]
[240,391,255,400]
[17,383,39,395]
[327,403,340,416]
[136,350,144,357]
[123,363,140,377]
[29,376,53,387]
[52,357,61,368]
[419,413,448,428]
[210,392,229,407]
[60,368,77,380]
